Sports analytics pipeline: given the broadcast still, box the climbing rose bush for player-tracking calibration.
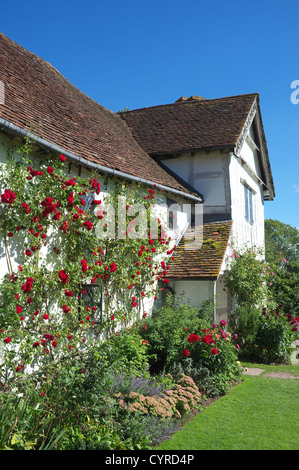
[0,141,174,381]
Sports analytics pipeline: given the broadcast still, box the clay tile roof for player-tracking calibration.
[167,221,232,280]
[0,33,198,198]
[119,94,259,156]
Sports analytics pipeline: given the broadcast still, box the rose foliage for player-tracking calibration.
[0,141,174,381]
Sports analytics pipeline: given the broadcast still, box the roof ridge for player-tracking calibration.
[119,92,259,114]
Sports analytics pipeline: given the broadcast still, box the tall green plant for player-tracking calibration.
[224,245,274,308]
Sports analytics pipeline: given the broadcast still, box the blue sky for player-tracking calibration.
[1,0,299,228]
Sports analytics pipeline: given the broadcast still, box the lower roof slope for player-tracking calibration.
[167,221,232,280]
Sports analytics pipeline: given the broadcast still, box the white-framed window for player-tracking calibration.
[243,184,254,225]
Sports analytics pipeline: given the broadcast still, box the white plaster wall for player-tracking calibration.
[161,151,231,217]
[229,147,265,251]
[169,279,215,309]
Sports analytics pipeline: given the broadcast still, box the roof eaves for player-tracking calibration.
[0,117,203,203]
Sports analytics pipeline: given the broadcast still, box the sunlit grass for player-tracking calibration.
[157,366,299,450]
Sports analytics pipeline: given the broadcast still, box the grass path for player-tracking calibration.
[157,366,299,450]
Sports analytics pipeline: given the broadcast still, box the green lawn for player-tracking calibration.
[157,364,299,450]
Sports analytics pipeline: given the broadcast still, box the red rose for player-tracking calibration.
[202,334,214,345]
[25,249,32,257]
[183,349,190,357]
[47,167,54,174]
[22,202,31,214]
[43,314,49,320]
[110,262,117,272]
[4,337,11,344]
[59,270,68,284]
[59,154,66,162]
[33,341,40,347]
[67,191,74,206]
[81,259,88,272]
[22,277,34,292]
[82,220,93,231]
[43,334,54,341]
[51,340,58,347]
[16,305,23,314]
[1,189,16,204]
[211,348,219,355]
[187,334,200,343]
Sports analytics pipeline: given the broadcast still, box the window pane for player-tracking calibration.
[244,186,249,222]
[249,189,253,225]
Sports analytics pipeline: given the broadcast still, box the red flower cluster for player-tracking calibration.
[65,289,74,297]
[202,334,215,345]
[43,334,54,341]
[27,168,44,178]
[58,269,69,284]
[81,259,88,272]
[1,189,16,204]
[40,197,60,218]
[22,202,31,214]
[90,178,101,195]
[187,334,200,343]
[110,262,117,273]
[82,220,93,231]
[22,277,34,293]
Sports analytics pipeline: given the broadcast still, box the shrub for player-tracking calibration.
[255,309,299,363]
[179,320,242,395]
[168,359,220,397]
[100,326,151,376]
[228,305,261,358]
[138,294,213,373]
[224,245,274,308]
